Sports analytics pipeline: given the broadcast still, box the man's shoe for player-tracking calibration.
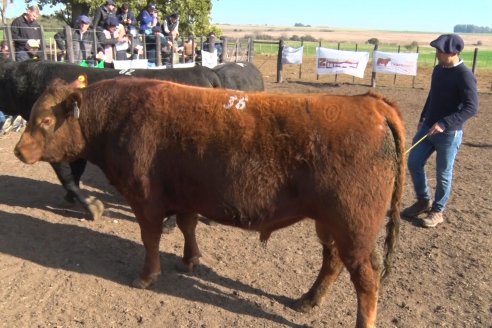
[402,199,432,217]
[422,211,444,228]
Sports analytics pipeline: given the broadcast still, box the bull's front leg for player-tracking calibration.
[132,216,164,289]
[176,212,201,272]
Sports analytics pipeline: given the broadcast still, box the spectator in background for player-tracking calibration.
[116,3,137,35]
[0,40,10,59]
[97,16,128,67]
[93,0,116,30]
[203,31,223,60]
[145,25,171,67]
[10,5,43,61]
[182,35,196,63]
[73,15,98,65]
[54,15,96,64]
[162,12,179,41]
[139,3,159,36]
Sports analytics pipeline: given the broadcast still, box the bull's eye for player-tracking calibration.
[40,116,55,129]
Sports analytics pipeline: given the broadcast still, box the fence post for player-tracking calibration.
[5,26,15,60]
[65,25,74,63]
[317,39,321,80]
[39,26,47,60]
[247,37,253,63]
[299,38,304,79]
[371,43,379,88]
[335,42,340,82]
[91,30,98,64]
[393,45,400,85]
[412,46,419,88]
[221,37,227,63]
[277,39,283,83]
[352,43,358,84]
[156,36,162,67]
[472,47,478,74]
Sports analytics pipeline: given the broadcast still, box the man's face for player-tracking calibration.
[80,21,89,32]
[27,10,39,22]
[437,50,458,66]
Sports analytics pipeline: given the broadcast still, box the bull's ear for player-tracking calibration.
[63,91,83,119]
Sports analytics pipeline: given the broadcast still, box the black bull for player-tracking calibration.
[0,58,265,218]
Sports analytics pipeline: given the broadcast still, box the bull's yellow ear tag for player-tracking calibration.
[76,74,88,88]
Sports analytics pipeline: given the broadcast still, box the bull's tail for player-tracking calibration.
[371,93,406,283]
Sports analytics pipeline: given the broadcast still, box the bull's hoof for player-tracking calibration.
[162,215,177,234]
[175,256,200,273]
[85,197,104,221]
[131,272,161,289]
[292,297,319,313]
[198,215,218,226]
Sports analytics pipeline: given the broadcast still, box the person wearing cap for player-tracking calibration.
[96,16,128,67]
[93,0,117,30]
[73,15,98,65]
[139,3,159,36]
[402,34,479,228]
[10,5,43,61]
[116,3,137,35]
[162,12,179,41]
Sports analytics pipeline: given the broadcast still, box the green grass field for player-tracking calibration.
[255,40,492,70]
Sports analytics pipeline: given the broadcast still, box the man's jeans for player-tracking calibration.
[407,125,463,212]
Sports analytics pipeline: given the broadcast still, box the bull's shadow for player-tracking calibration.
[0,173,135,222]
[0,210,303,327]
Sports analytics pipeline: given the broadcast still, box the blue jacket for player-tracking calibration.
[420,61,479,131]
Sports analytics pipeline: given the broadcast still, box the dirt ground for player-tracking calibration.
[0,57,491,327]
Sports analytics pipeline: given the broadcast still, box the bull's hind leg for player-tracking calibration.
[339,245,381,328]
[293,220,344,313]
[176,212,201,272]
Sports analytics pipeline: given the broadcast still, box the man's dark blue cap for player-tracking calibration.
[430,34,464,54]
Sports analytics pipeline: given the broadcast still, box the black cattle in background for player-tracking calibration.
[212,62,265,91]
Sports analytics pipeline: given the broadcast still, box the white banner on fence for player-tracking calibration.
[282,46,303,64]
[316,47,369,78]
[373,51,419,76]
[201,50,218,68]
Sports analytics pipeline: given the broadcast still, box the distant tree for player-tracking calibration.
[454,24,492,33]
[302,34,317,42]
[290,34,301,41]
[404,40,419,50]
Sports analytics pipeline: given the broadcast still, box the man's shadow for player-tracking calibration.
[0,210,306,327]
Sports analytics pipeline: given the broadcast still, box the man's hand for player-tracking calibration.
[428,122,444,135]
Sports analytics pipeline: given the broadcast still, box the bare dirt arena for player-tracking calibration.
[0,55,491,327]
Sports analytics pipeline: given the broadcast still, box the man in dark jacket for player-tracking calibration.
[10,5,43,61]
[93,0,116,30]
[402,34,479,228]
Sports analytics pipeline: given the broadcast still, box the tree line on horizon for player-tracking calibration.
[454,24,492,33]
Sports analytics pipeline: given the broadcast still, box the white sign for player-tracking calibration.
[316,47,369,78]
[373,51,419,76]
[201,50,218,68]
[282,46,303,64]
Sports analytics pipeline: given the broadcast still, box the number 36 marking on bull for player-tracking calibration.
[223,95,248,110]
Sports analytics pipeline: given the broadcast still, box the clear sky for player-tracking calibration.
[4,0,491,33]
[4,1,63,18]
[211,0,492,33]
